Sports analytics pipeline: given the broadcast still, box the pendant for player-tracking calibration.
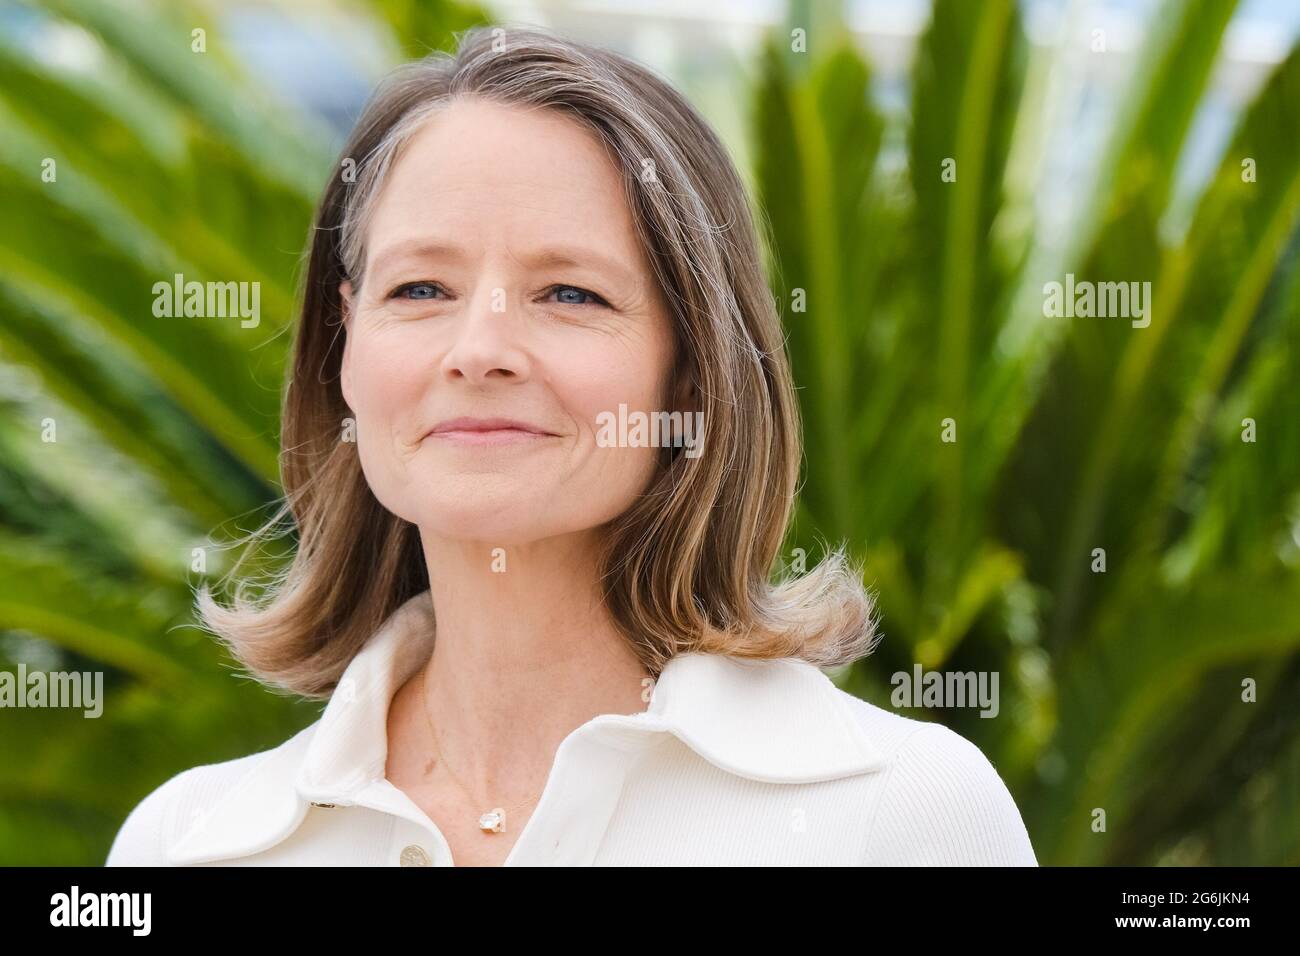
[478,808,506,833]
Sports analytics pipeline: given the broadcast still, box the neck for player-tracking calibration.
[395,530,652,799]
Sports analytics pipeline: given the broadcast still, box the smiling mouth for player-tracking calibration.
[424,418,560,447]
[427,427,557,446]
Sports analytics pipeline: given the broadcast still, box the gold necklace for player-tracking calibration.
[419,665,541,834]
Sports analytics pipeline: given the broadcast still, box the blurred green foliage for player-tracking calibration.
[761,0,1300,865]
[0,0,1296,864]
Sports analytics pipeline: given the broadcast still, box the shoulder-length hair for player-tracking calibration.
[198,24,878,699]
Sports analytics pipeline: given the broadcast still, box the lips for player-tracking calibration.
[424,416,560,445]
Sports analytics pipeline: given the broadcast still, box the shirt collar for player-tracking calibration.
[166,590,884,865]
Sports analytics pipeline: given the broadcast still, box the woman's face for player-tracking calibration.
[340,97,679,544]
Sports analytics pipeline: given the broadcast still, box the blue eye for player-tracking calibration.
[391,282,444,300]
[550,285,607,307]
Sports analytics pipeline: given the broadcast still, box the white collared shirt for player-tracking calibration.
[106,591,1038,866]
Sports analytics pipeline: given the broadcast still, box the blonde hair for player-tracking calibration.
[198,24,879,699]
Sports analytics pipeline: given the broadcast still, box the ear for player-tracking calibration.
[670,363,698,416]
[662,364,701,467]
[339,280,355,410]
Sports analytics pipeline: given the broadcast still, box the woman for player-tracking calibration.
[106,25,1037,867]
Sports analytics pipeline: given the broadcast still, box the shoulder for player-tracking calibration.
[833,689,1039,866]
[104,727,313,867]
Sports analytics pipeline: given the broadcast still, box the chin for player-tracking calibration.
[416,493,562,543]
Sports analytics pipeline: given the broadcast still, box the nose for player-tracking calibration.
[439,283,530,384]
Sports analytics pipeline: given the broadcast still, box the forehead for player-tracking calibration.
[366,97,643,262]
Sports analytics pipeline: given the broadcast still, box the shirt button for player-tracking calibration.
[400,844,432,867]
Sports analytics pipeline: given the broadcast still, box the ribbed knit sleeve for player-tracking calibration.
[862,722,1038,865]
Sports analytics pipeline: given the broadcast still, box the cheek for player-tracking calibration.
[346,327,433,507]
[348,328,426,428]
[547,330,673,509]
[549,331,668,445]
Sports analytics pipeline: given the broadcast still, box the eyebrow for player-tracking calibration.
[370,240,468,268]
[369,238,641,290]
